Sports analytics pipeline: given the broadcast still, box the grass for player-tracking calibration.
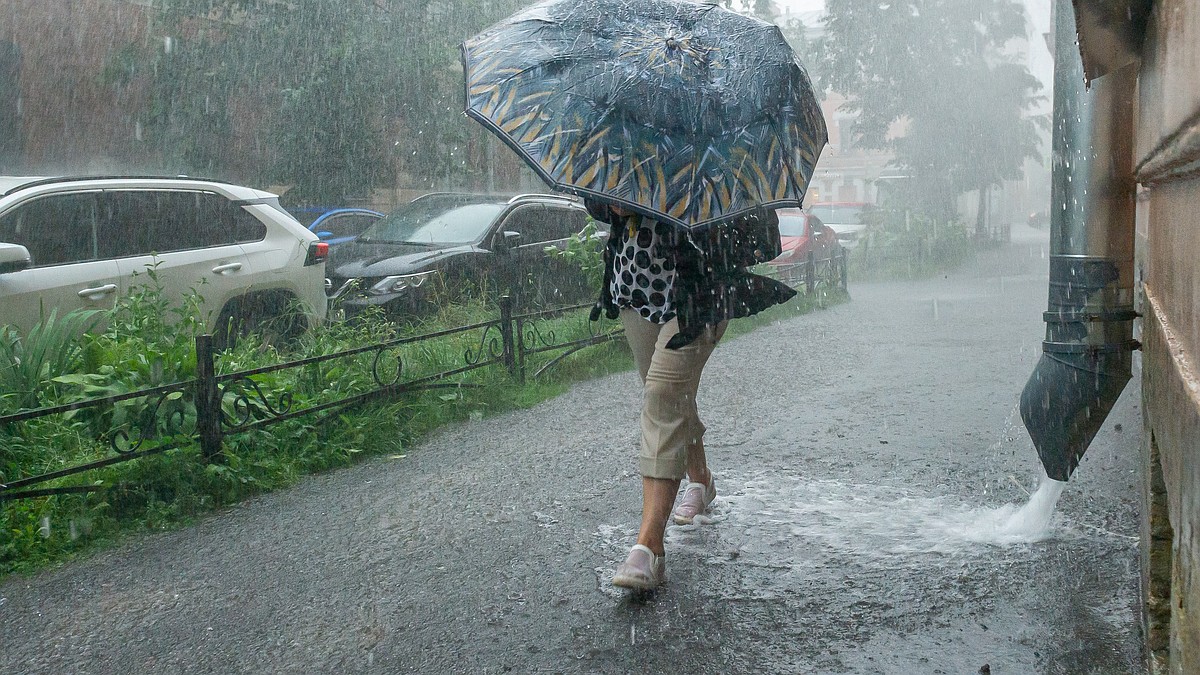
[0,266,844,578]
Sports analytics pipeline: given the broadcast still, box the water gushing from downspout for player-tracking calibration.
[1018,0,1138,482]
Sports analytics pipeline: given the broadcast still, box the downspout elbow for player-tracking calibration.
[1020,256,1136,481]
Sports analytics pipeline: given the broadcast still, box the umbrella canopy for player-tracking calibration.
[462,0,828,231]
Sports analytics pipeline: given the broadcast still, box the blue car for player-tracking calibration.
[288,207,385,246]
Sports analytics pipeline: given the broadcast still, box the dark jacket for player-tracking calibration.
[585,201,797,349]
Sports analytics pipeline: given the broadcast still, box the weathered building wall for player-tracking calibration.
[1134,1,1200,672]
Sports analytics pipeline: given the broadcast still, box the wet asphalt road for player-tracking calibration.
[1,225,1146,674]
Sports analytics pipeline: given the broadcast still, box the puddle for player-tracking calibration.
[591,472,1085,598]
[692,473,1082,560]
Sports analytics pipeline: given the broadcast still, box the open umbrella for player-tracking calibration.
[461,0,827,231]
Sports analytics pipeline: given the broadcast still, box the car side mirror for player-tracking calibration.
[0,243,32,274]
[316,231,334,240]
[495,230,522,252]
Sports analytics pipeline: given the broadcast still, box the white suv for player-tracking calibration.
[0,176,328,344]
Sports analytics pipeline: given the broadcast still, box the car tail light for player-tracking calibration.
[305,241,329,266]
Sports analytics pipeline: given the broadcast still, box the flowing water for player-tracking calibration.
[991,476,1067,540]
[665,471,1073,561]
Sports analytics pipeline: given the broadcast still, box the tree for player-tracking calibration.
[817,0,1045,227]
[112,0,529,204]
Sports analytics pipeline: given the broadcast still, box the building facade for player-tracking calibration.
[1129,2,1200,671]
[1060,0,1200,671]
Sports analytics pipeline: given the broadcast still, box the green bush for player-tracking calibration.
[851,208,974,281]
[547,219,607,293]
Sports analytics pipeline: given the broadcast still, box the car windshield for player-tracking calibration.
[776,213,808,236]
[360,196,505,245]
[808,204,865,225]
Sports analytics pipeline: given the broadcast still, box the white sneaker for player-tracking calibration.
[612,544,666,590]
[672,476,716,524]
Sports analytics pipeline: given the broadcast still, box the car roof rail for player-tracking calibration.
[403,191,580,207]
[409,191,517,203]
[2,174,238,197]
[506,192,581,205]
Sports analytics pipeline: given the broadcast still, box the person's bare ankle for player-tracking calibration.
[636,536,665,557]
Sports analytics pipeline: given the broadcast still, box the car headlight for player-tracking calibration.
[368,271,437,296]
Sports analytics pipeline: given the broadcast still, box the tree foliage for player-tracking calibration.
[116,0,527,204]
[817,0,1045,220]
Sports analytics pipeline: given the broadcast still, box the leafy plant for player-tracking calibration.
[0,309,102,413]
[547,219,606,292]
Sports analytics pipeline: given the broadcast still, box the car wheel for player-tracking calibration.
[213,292,305,351]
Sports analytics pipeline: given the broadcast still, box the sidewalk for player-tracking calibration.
[0,233,1146,674]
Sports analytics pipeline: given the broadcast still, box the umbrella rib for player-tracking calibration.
[773,116,818,203]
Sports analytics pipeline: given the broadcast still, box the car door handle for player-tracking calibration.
[77,283,118,299]
[211,262,243,274]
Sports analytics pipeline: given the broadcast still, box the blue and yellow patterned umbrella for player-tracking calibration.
[461,0,828,231]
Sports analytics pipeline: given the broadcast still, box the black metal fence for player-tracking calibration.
[772,248,848,295]
[1,253,845,503]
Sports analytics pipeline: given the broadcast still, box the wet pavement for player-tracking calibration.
[1,225,1146,674]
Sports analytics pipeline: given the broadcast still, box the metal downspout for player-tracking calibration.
[1018,0,1138,482]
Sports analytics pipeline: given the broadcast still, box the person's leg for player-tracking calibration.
[672,321,727,524]
[683,321,726,485]
[614,313,723,588]
[613,311,673,588]
[636,475,681,555]
[636,318,724,548]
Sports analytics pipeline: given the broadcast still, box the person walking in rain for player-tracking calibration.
[585,199,796,590]
[462,0,827,590]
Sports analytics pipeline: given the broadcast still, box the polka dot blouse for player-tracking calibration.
[610,216,677,324]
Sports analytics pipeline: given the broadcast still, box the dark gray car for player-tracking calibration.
[325,192,594,320]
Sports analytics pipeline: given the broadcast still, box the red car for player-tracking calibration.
[769,207,840,266]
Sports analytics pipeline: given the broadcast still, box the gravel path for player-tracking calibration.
[1,225,1146,674]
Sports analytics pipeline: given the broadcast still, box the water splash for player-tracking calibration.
[699,473,1075,561]
[986,477,1067,542]
[592,473,1071,598]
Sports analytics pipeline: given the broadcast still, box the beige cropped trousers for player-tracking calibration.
[620,309,727,480]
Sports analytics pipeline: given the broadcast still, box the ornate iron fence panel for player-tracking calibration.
[0,380,198,500]
[4,297,559,500]
[514,301,626,382]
